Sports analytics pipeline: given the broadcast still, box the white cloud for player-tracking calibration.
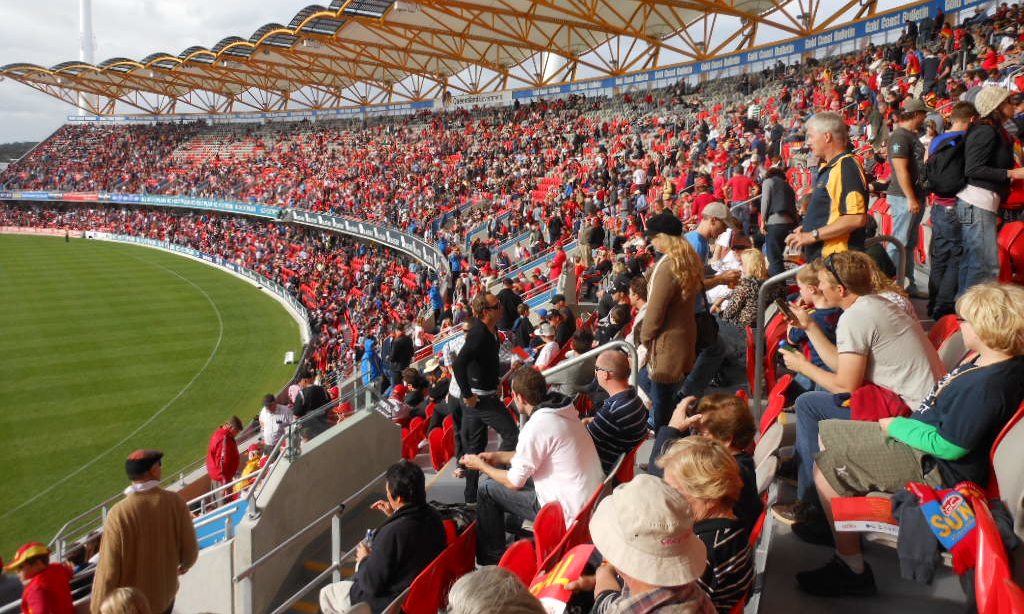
[0,0,306,143]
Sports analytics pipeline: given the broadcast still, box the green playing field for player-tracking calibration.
[0,234,302,559]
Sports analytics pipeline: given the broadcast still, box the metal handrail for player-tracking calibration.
[233,504,345,583]
[541,339,639,386]
[750,234,906,413]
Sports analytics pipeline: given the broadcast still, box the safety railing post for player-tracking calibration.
[866,235,906,289]
[331,511,342,584]
[240,576,254,614]
[286,423,300,462]
[753,267,803,416]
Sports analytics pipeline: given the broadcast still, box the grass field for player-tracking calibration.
[0,235,301,558]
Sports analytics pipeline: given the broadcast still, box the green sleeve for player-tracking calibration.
[888,417,970,460]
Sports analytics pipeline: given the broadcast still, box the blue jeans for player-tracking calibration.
[648,377,682,431]
[886,194,924,286]
[476,478,540,565]
[765,223,796,277]
[956,198,1000,296]
[680,336,727,399]
[794,391,851,503]
[927,204,962,319]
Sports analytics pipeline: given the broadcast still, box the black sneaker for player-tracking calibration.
[774,456,798,485]
[772,500,824,526]
[791,515,836,547]
[796,556,878,597]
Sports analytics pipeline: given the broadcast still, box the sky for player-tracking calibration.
[0,0,306,143]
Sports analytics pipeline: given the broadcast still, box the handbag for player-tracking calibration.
[695,287,720,352]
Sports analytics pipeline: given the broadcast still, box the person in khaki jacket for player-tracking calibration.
[640,211,704,431]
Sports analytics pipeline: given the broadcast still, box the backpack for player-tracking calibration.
[924,133,967,198]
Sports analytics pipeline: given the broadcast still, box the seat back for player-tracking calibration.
[974,497,1013,614]
[755,455,778,495]
[615,442,643,484]
[533,502,567,567]
[928,314,961,350]
[753,422,784,468]
[764,313,789,391]
[745,327,757,394]
[498,539,538,586]
[990,400,1024,538]
[402,548,457,614]
[937,331,968,373]
[759,374,793,436]
[428,427,446,471]
[998,221,1024,284]
[441,425,456,463]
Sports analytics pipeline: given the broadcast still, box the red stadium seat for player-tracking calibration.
[760,374,793,436]
[498,539,537,586]
[614,443,643,484]
[428,427,446,471]
[532,502,567,568]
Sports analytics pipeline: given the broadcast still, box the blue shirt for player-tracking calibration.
[685,231,710,311]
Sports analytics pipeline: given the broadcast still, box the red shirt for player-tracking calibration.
[206,425,240,482]
[21,564,74,614]
[725,174,756,203]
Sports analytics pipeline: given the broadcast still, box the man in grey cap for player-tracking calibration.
[886,97,929,296]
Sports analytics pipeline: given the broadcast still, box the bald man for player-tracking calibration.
[586,351,649,474]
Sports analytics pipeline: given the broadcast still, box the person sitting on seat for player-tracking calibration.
[447,566,545,614]
[774,251,945,541]
[795,282,1024,598]
[461,367,603,565]
[319,461,446,614]
[585,350,649,475]
[658,437,755,614]
[648,394,763,534]
[587,475,715,614]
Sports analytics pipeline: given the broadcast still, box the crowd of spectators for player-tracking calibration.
[9,4,1024,613]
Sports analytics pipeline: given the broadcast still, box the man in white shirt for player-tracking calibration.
[461,367,603,565]
[258,394,293,451]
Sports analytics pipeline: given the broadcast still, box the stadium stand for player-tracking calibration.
[8,5,1024,613]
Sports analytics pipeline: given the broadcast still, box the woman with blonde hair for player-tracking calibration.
[640,211,704,430]
[658,436,754,613]
[99,587,150,614]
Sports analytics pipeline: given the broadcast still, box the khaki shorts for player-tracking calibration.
[816,419,944,497]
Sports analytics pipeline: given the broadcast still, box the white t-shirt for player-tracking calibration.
[835,294,944,410]
[259,406,294,448]
[535,340,560,370]
[507,401,604,522]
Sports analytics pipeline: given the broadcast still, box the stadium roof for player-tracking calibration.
[0,0,876,115]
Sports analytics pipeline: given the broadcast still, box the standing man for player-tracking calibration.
[293,371,330,440]
[386,324,414,395]
[461,367,603,565]
[495,278,524,332]
[258,393,293,451]
[786,112,869,262]
[206,416,243,503]
[91,450,199,614]
[453,292,520,503]
[886,98,928,295]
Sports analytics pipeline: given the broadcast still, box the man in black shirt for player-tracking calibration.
[453,292,520,503]
[293,371,330,440]
[495,278,524,332]
[386,323,414,395]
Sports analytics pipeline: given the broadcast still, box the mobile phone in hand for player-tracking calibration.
[775,297,797,322]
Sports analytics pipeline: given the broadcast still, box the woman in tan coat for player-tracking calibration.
[640,211,704,430]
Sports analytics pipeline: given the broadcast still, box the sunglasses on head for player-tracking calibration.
[824,253,848,289]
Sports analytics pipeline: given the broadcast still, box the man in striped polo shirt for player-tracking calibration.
[585,350,649,474]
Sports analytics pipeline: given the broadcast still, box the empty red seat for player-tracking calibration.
[532,502,566,567]
[498,539,537,586]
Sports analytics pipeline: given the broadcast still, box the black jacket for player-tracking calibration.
[388,334,414,371]
[496,288,524,330]
[349,502,446,613]
[964,121,1014,201]
[454,318,501,396]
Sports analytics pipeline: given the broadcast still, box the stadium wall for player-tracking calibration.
[0,191,452,277]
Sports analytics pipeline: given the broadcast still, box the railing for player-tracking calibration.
[750,234,906,414]
[237,471,389,614]
[542,339,638,386]
[498,238,575,283]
